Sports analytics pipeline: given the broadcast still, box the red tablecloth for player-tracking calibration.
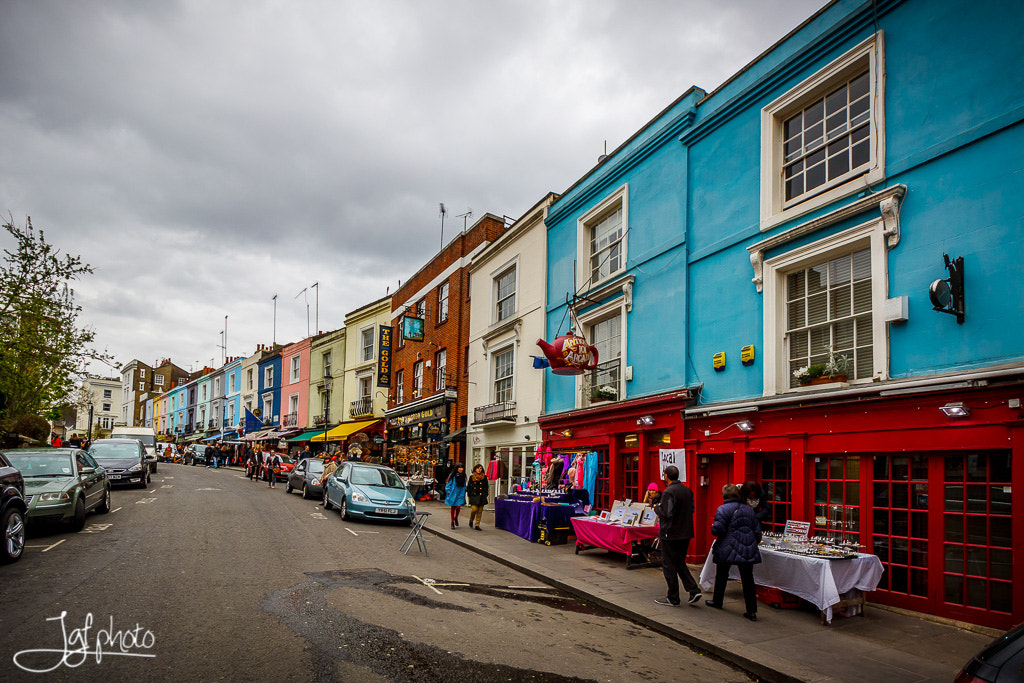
[571,517,659,553]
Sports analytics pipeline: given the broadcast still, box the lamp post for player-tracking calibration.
[322,369,332,456]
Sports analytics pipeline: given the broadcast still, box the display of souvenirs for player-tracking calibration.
[759,530,860,559]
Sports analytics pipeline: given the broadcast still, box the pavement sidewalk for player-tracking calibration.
[417,500,995,683]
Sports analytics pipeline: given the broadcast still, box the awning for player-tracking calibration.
[287,429,329,443]
[443,427,467,443]
[243,429,275,441]
[310,419,381,443]
[183,433,205,443]
[202,430,238,442]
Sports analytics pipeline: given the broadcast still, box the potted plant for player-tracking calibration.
[794,350,851,386]
[592,385,617,402]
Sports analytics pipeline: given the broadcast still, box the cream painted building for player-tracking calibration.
[75,376,122,436]
[466,194,556,494]
[308,328,346,429]
[342,296,392,423]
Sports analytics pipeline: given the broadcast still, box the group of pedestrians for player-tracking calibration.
[443,463,489,530]
[653,465,768,622]
[243,444,283,488]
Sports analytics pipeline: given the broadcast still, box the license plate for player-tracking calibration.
[108,475,121,480]
[374,507,399,515]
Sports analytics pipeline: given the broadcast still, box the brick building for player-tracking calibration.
[385,213,507,479]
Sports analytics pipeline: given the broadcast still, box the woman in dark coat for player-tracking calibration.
[739,481,770,530]
[706,484,762,621]
[466,464,488,531]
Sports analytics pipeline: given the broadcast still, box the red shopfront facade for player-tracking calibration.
[539,389,694,516]
[684,379,1024,631]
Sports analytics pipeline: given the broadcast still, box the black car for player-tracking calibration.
[185,444,206,466]
[956,621,1024,683]
[286,457,325,499]
[88,438,150,488]
[0,452,27,563]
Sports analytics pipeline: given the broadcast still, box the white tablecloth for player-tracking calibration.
[698,546,884,623]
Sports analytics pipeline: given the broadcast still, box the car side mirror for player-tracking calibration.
[80,466,96,475]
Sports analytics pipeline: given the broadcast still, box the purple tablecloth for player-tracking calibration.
[495,498,577,542]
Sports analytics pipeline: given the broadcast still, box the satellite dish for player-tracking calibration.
[929,278,951,308]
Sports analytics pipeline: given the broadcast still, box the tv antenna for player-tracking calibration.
[295,286,310,338]
[439,202,447,249]
[311,282,319,334]
[456,208,473,231]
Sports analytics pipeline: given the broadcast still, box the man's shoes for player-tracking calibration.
[688,591,702,605]
[743,612,758,622]
[654,598,679,607]
[705,601,723,609]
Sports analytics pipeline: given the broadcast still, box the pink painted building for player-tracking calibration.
[279,337,311,430]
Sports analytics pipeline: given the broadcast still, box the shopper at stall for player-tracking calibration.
[706,483,762,621]
[653,465,702,607]
[739,481,770,530]
[466,464,488,530]
[445,464,467,529]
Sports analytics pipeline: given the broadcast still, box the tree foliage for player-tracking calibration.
[0,216,114,432]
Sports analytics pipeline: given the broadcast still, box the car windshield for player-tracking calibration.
[350,466,404,488]
[306,460,324,473]
[5,451,76,477]
[279,455,293,464]
[111,433,156,448]
[89,443,140,461]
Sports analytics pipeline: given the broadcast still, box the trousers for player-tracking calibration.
[661,538,700,604]
[712,561,758,614]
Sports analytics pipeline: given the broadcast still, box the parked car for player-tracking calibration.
[110,427,158,473]
[0,448,110,531]
[185,444,206,466]
[0,452,27,563]
[286,457,325,499]
[323,462,415,524]
[956,621,1024,683]
[88,438,150,488]
[273,454,296,481]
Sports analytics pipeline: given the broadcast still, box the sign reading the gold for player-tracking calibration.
[389,405,444,427]
[377,326,392,387]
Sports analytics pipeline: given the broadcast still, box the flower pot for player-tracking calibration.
[807,374,847,385]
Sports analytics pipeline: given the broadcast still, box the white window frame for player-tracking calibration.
[434,349,447,391]
[229,403,236,427]
[395,370,405,404]
[762,217,889,395]
[264,366,274,388]
[493,262,518,323]
[360,326,375,362]
[413,361,424,397]
[322,351,332,377]
[491,344,515,404]
[290,354,301,383]
[247,368,253,390]
[760,33,886,230]
[357,374,372,400]
[262,396,273,420]
[437,281,449,323]
[102,402,111,412]
[214,378,221,395]
[577,184,628,291]
[229,374,236,393]
[154,375,164,387]
[288,393,299,416]
[574,298,628,408]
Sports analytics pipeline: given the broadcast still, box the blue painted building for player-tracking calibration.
[541,0,1023,628]
[222,357,242,436]
[257,351,283,428]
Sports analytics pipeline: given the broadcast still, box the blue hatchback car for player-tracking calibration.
[323,462,415,524]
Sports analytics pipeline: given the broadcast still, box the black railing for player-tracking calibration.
[313,415,327,425]
[284,413,298,427]
[474,401,517,424]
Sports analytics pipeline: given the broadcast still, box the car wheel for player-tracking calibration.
[97,487,111,514]
[152,464,157,473]
[1,507,25,563]
[70,497,87,532]
[285,481,293,494]
[340,498,350,521]
[147,470,152,484]
[301,483,311,500]
[323,491,333,510]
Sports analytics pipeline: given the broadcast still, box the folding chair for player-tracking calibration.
[400,511,431,556]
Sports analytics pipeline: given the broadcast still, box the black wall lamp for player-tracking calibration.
[929,253,965,324]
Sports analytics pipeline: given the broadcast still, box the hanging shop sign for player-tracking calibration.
[402,316,424,342]
[377,325,393,387]
[535,332,599,375]
[389,405,444,428]
[659,448,686,482]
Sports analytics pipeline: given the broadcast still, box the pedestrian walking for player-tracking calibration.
[67,433,82,448]
[653,465,703,607]
[267,451,281,489]
[466,464,488,530]
[204,443,214,468]
[444,464,467,529]
[705,483,762,621]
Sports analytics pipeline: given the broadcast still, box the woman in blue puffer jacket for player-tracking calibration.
[706,484,761,621]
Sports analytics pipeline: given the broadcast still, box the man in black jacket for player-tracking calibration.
[653,465,702,607]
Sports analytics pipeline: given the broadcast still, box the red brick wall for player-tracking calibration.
[390,214,507,462]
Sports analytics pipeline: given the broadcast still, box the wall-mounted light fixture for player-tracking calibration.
[561,429,573,438]
[637,415,655,426]
[736,419,755,432]
[929,253,965,324]
[939,402,970,418]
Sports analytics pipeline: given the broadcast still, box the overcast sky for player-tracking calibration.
[0,0,824,379]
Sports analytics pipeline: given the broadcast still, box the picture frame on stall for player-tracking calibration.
[622,509,641,526]
[640,509,658,526]
[609,505,628,523]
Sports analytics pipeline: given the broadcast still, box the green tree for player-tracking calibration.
[0,216,114,433]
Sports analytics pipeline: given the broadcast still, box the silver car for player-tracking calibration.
[286,458,325,499]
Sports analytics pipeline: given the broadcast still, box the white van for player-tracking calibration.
[110,426,159,473]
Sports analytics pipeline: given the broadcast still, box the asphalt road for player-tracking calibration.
[0,463,751,682]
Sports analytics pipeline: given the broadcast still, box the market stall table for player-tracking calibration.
[698,546,884,623]
[494,498,577,543]
[571,517,660,569]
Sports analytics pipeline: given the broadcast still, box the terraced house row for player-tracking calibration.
[119,0,1023,629]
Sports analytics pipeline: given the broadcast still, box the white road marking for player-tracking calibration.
[41,539,66,552]
[311,513,327,519]
[111,507,122,513]
[412,575,443,595]
[194,488,221,491]
[136,498,158,504]
[344,528,380,536]
[160,485,173,488]
[81,523,113,533]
